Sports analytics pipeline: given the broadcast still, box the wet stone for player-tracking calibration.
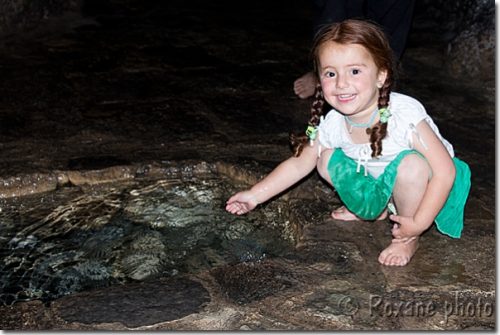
[305,291,360,317]
[0,166,294,306]
[294,241,364,275]
[211,260,295,305]
[66,156,131,170]
[55,277,210,328]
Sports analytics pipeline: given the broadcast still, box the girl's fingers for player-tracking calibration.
[226,203,239,213]
[389,214,400,223]
[226,201,249,215]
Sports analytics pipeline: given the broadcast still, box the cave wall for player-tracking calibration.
[0,0,495,82]
[0,0,82,35]
[416,0,495,82]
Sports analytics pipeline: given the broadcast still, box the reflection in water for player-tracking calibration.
[0,176,293,305]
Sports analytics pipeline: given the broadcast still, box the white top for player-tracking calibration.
[317,92,454,178]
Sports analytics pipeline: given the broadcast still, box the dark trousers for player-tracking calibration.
[312,0,416,59]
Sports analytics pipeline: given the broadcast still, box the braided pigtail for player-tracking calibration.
[290,83,325,157]
[367,79,392,158]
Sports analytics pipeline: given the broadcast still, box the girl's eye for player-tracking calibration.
[325,71,336,78]
[351,69,360,75]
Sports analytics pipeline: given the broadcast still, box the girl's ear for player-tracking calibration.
[377,69,388,88]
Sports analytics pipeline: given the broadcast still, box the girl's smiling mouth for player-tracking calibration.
[337,94,356,102]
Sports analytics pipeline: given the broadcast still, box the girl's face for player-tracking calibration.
[317,41,387,119]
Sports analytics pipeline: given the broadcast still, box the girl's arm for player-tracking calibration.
[226,139,321,215]
[391,120,456,239]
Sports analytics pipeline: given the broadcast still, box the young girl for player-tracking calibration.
[226,19,471,267]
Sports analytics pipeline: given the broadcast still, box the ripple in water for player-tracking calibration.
[0,175,293,305]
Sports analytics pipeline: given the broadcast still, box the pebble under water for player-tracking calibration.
[0,175,294,306]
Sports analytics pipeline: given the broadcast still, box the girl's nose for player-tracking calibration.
[336,74,348,89]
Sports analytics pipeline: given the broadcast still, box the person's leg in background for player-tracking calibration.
[364,0,416,60]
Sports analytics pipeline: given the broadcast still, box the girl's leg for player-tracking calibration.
[378,154,431,266]
[316,148,334,184]
[316,149,387,221]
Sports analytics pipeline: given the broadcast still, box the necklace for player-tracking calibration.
[345,108,379,133]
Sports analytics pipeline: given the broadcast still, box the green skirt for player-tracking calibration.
[327,149,471,238]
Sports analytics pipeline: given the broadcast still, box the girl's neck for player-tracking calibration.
[345,107,379,126]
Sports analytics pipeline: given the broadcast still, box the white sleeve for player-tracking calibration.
[389,93,454,156]
[317,110,343,149]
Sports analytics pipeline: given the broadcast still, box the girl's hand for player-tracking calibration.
[389,214,425,243]
[225,191,259,215]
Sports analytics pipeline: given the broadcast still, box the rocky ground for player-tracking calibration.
[0,0,495,330]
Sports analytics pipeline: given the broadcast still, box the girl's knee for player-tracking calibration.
[396,154,430,184]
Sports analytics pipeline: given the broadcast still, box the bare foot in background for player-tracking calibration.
[293,71,317,99]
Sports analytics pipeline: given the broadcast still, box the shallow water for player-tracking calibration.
[0,175,294,305]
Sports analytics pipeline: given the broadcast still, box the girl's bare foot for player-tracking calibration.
[378,237,419,266]
[331,206,388,221]
[293,71,317,99]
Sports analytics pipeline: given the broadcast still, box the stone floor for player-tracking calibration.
[0,0,495,330]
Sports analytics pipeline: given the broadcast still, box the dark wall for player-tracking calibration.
[416,0,495,81]
[0,0,495,82]
[0,0,82,34]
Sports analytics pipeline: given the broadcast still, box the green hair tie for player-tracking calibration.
[306,125,318,140]
[379,108,392,123]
